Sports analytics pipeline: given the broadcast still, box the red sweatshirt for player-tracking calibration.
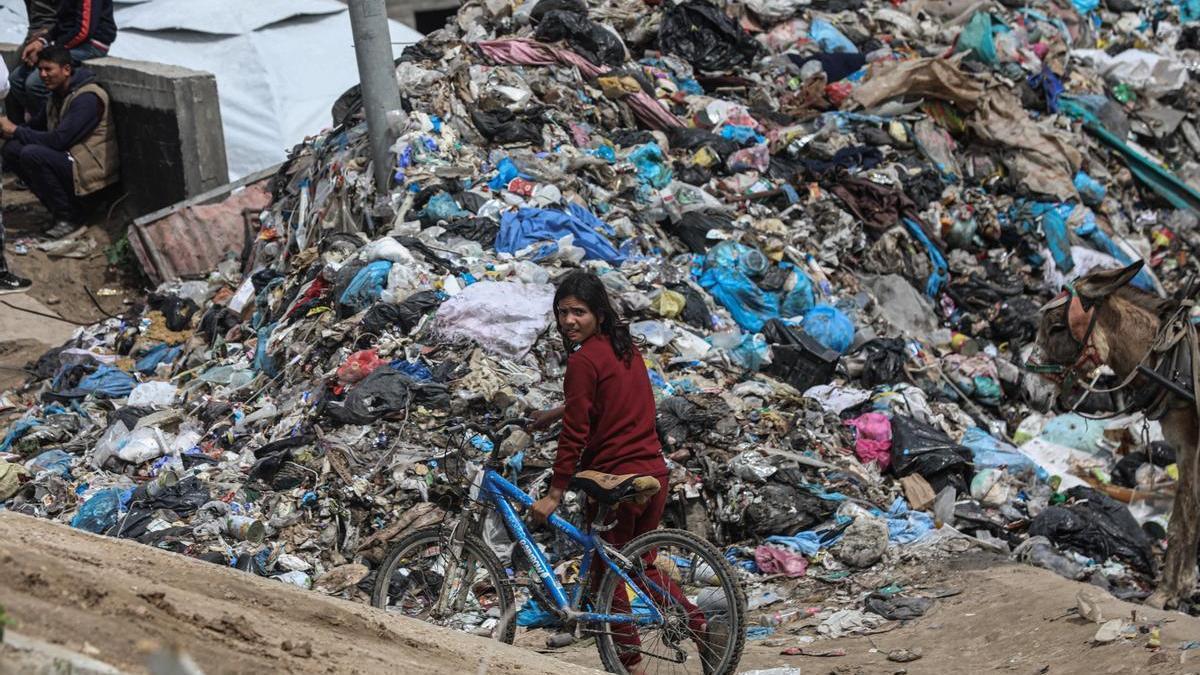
[551,336,667,491]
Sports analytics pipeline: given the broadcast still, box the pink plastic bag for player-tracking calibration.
[755,545,808,577]
[337,348,386,385]
[845,412,892,469]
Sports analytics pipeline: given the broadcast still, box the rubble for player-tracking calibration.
[3,0,1200,659]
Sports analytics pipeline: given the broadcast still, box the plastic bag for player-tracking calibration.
[960,427,1037,474]
[800,304,854,354]
[628,143,673,189]
[534,9,626,67]
[809,19,858,54]
[698,266,779,333]
[497,205,625,264]
[888,416,973,493]
[488,157,528,191]
[1028,487,1156,573]
[71,488,122,534]
[780,269,815,317]
[845,413,892,468]
[126,381,178,408]
[658,0,762,72]
[955,11,997,65]
[338,261,393,317]
[26,449,72,479]
[337,349,387,385]
[362,290,442,335]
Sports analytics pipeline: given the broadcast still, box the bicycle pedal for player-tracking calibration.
[545,632,577,648]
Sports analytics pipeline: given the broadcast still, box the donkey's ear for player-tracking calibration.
[1075,260,1144,307]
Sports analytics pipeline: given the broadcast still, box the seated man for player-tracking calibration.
[0,51,33,292]
[0,46,120,239]
[9,0,117,116]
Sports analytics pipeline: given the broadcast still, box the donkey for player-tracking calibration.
[1035,261,1199,609]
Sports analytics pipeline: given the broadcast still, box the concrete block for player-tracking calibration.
[1,44,228,217]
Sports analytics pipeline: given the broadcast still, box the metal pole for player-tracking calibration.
[347,0,404,194]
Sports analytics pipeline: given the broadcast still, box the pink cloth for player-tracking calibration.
[475,39,682,131]
[755,545,808,577]
[845,412,892,469]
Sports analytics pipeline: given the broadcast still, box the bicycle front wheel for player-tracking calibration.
[594,528,747,675]
[371,525,516,643]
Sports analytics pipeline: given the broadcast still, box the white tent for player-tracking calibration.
[2,0,423,180]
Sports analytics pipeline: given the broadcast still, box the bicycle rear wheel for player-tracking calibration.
[594,528,746,675]
[371,525,516,643]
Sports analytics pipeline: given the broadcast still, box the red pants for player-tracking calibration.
[586,475,706,668]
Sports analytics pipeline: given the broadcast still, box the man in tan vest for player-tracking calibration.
[0,45,119,239]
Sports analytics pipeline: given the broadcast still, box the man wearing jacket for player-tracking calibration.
[0,46,120,239]
[0,52,33,292]
[9,0,117,116]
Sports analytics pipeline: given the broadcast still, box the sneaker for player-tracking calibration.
[44,220,85,240]
[0,272,32,295]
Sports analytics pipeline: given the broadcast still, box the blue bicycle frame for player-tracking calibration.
[476,467,665,627]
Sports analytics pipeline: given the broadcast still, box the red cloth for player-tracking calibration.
[551,336,666,491]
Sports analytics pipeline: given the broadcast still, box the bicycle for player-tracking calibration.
[371,419,747,674]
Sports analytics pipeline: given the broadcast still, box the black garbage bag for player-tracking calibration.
[743,483,836,536]
[531,0,588,20]
[889,416,973,493]
[361,291,443,335]
[856,338,909,388]
[534,10,626,67]
[658,1,761,73]
[247,434,317,486]
[667,211,733,253]
[665,127,740,159]
[673,284,712,330]
[107,406,156,432]
[1113,441,1176,489]
[864,593,933,620]
[198,306,241,341]
[788,52,866,83]
[1028,486,1156,574]
[903,169,945,210]
[326,368,450,425]
[147,294,199,332]
[442,217,500,244]
[111,476,212,539]
[609,129,657,147]
[656,394,732,448]
[471,108,544,146]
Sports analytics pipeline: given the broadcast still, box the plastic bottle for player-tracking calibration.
[933,486,956,528]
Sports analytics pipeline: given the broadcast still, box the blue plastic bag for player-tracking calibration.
[71,488,121,534]
[780,267,815,317]
[886,497,934,544]
[1073,172,1106,206]
[516,598,561,628]
[1072,217,1155,292]
[961,427,1037,474]
[77,366,136,399]
[801,304,854,354]
[135,343,183,374]
[727,332,770,371]
[719,125,765,145]
[421,192,470,220]
[956,11,997,64]
[809,19,858,53]
[487,157,528,191]
[496,204,625,263]
[26,449,73,478]
[704,241,769,277]
[339,261,393,314]
[698,266,779,333]
[628,143,673,189]
[902,218,949,296]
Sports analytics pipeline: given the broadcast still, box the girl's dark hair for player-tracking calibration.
[553,271,634,363]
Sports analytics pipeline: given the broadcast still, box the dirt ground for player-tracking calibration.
[3,509,1199,675]
[0,175,143,390]
[0,512,592,675]
[538,553,1200,675]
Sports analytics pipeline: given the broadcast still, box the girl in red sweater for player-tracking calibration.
[529,270,706,673]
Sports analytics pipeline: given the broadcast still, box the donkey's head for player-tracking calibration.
[1033,261,1159,379]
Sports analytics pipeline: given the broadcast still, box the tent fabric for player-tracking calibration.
[0,0,423,181]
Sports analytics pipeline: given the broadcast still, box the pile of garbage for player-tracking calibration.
[3,0,1200,638]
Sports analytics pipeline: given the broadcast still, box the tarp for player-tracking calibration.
[0,0,423,180]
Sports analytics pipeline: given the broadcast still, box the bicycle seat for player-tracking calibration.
[570,470,661,505]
